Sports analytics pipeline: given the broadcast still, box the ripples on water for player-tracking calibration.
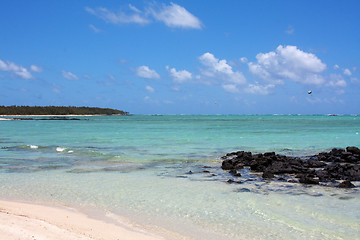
[0,115,359,239]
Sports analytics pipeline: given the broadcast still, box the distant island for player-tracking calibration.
[0,106,129,116]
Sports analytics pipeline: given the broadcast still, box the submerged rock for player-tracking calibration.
[338,180,355,188]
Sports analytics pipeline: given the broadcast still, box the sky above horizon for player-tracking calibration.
[1,0,360,114]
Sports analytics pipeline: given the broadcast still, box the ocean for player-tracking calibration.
[0,115,359,239]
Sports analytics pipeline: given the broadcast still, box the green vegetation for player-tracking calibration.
[0,106,129,115]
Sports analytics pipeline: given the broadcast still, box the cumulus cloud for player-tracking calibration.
[136,65,160,79]
[199,52,246,85]
[240,57,248,63]
[150,2,202,29]
[166,66,192,83]
[62,70,79,80]
[327,74,347,88]
[343,68,352,76]
[30,65,42,72]
[85,6,149,25]
[248,45,327,85]
[145,85,155,93]
[0,59,33,79]
[222,84,240,93]
[245,83,275,95]
[333,64,340,70]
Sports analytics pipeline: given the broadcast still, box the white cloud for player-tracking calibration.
[128,4,141,13]
[222,84,240,93]
[0,59,33,79]
[327,74,347,88]
[199,52,246,85]
[150,3,202,29]
[248,45,327,85]
[62,70,79,80]
[85,6,149,25]
[136,65,160,79]
[240,57,248,63]
[145,85,155,93]
[333,64,340,70]
[166,66,192,83]
[86,3,202,30]
[343,68,352,76]
[30,65,42,72]
[245,83,275,95]
[89,24,102,33]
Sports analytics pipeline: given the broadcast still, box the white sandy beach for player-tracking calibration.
[0,200,180,240]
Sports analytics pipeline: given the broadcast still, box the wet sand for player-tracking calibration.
[0,200,177,240]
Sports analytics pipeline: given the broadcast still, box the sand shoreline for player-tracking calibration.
[0,199,183,240]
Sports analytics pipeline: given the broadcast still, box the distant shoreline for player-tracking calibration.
[0,106,129,116]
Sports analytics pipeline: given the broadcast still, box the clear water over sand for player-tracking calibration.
[0,115,359,239]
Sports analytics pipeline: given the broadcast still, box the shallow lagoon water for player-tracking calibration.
[0,115,359,239]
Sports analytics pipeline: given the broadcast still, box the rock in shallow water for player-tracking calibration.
[338,180,356,188]
[221,146,360,188]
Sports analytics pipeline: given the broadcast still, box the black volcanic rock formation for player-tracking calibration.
[221,146,360,188]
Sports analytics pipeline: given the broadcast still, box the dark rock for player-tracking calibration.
[298,174,319,185]
[229,169,241,177]
[227,179,235,183]
[221,146,360,188]
[339,196,354,200]
[264,152,275,157]
[323,163,360,181]
[341,151,353,158]
[316,169,330,181]
[331,148,345,156]
[346,146,360,155]
[235,188,250,192]
[222,160,235,170]
[338,180,355,188]
[262,171,274,179]
[234,163,244,169]
[306,159,326,168]
[288,179,298,183]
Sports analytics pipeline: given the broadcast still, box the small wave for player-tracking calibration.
[56,147,66,152]
[30,145,39,149]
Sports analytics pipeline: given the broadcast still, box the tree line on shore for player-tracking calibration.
[0,106,129,115]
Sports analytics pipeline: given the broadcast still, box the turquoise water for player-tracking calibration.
[0,115,360,239]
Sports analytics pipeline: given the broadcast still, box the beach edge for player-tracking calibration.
[0,199,176,240]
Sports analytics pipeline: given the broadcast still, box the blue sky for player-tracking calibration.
[1,0,359,114]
